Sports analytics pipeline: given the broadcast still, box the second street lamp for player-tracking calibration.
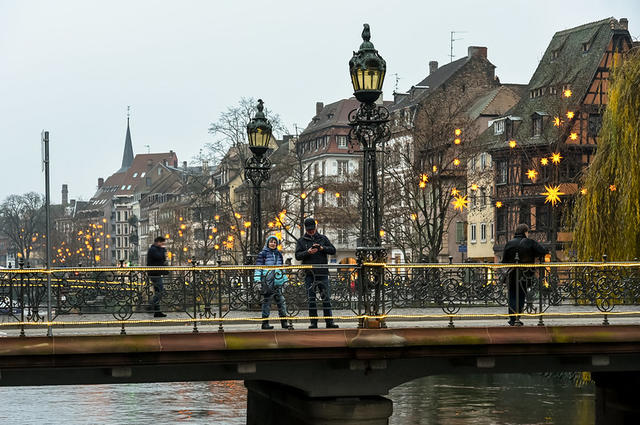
[348,24,390,326]
[245,99,273,263]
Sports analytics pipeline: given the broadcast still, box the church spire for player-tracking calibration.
[118,106,134,173]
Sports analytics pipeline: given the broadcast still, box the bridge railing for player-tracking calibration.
[1,262,639,333]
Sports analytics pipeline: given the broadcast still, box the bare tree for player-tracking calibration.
[0,192,45,263]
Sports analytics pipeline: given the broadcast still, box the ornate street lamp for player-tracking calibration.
[348,24,390,326]
[245,99,273,263]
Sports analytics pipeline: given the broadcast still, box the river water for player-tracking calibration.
[0,374,594,424]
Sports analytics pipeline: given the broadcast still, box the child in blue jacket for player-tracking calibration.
[254,236,289,329]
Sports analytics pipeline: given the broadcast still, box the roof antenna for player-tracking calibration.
[144,144,150,153]
[450,31,468,62]
[127,105,131,121]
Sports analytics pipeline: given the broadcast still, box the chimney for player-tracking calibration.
[61,184,68,206]
[147,159,153,169]
[429,61,438,75]
[468,46,488,59]
[316,102,324,116]
[98,178,104,189]
[620,18,629,30]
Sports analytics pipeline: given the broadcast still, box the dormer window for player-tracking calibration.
[552,50,560,59]
[533,115,543,136]
[494,120,505,135]
[327,113,334,119]
[582,42,590,53]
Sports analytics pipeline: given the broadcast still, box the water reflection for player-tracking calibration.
[389,374,594,425]
[0,374,593,424]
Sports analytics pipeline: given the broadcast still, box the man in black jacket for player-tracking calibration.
[295,218,338,329]
[502,223,548,326]
[147,236,168,318]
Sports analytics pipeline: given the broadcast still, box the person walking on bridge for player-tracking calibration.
[147,236,169,318]
[295,218,339,329]
[501,224,548,326]
[254,236,289,330]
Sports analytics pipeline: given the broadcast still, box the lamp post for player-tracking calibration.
[348,24,390,325]
[245,99,273,264]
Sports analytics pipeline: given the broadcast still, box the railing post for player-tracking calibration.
[217,260,224,333]
[514,252,520,325]
[18,258,25,337]
[192,260,199,333]
[537,261,545,327]
[602,253,609,325]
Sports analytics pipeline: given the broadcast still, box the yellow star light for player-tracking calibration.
[454,128,462,136]
[509,140,517,148]
[317,187,325,194]
[453,158,460,166]
[300,193,307,199]
[551,152,562,164]
[580,188,587,195]
[553,117,561,127]
[421,173,429,182]
[609,184,617,192]
[410,213,418,220]
[496,201,503,208]
[540,157,549,166]
[569,132,578,141]
[454,138,461,145]
[379,230,386,237]
[432,165,438,173]
[541,185,565,206]
[419,181,427,189]
[563,89,572,98]
[243,221,251,228]
[451,188,459,196]
[526,169,538,180]
[335,192,341,198]
[566,111,575,119]
[470,184,479,191]
[452,195,469,212]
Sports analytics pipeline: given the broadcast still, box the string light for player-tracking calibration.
[317,187,325,194]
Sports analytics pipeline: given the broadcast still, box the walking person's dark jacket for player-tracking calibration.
[147,244,168,276]
[295,232,336,276]
[502,233,548,264]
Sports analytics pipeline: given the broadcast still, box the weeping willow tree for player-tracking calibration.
[573,50,640,260]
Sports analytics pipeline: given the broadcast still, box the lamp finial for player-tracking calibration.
[362,23,370,42]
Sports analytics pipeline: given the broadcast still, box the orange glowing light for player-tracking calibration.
[244,221,251,228]
[234,212,241,219]
[563,89,572,98]
[419,181,427,189]
[180,224,187,230]
[496,201,503,208]
[527,169,538,180]
[454,138,461,145]
[214,215,220,221]
[318,187,325,194]
[334,192,341,198]
[421,174,429,182]
[432,165,438,173]
[451,188,459,196]
[569,132,578,141]
[551,152,562,164]
[410,213,417,220]
[179,216,183,221]
[183,247,188,252]
[452,195,469,212]
[268,222,275,228]
[509,140,517,148]
[540,158,549,166]
[553,117,561,127]
[609,184,617,192]
[379,230,386,237]
[454,128,462,136]
[541,185,565,206]
[580,188,587,195]
[165,233,170,239]
[566,111,575,119]
[470,184,479,191]
[453,158,460,166]
[300,193,307,199]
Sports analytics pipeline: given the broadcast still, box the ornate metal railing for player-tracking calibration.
[1,262,639,334]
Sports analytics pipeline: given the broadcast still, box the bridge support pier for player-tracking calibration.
[594,372,640,425]
[245,380,393,425]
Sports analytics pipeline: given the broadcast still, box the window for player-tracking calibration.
[132,172,138,178]
[337,191,349,208]
[536,205,550,231]
[140,172,145,177]
[480,153,487,170]
[337,160,349,176]
[455,221,466,244]
[116,224,121,234]
[494,120,504,135]
[470,224,477,243]
[552,50,559,60]
[121,185,126,190]
[496,160,508,184]
[497,209,507,233]
[490,222,494,240]
[479,188,486,207]
[519,206,530,227]
[314,163,320,178]
[323,136,330,147]
[337,229,348,244]
[471,193,477,209]
[124,211,128,221]
[480,223,487,242]
[146,177,151,186]
[126,185,132,190]
[157,168,162,176]
[337,135,348,148]
[533,115,543,136]
[117,211,121,222]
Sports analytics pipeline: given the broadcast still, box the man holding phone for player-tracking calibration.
[295,217,338,329]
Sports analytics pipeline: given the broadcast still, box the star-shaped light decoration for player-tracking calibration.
[570,132,578,141]
[580,188,587,195]
[454,128,462,136]
[453,158,460,166]
[551,152,562,164]
[509,140,517,148]
[419,181,426,189]
[452,195,469,212]
[540,157,549,166]
[432,165,438,173]
[496,201,503,208]
[563,89,572,98]
[541,185,565,206]
[609,184,617,192]
[454,138,461,145]
[566,111,575,119]
[451,187,459,196]
[553,117,561,127]
[470,183,479,191]
[526,169,538,180]
[318,187,325,194]
[410,213,417,220]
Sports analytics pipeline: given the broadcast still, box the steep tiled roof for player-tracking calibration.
[300,98,361,136]
[88,152,179,205]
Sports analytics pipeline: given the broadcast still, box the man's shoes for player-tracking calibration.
[326,323,339,329]
[261,321,274,330]
[308,323,318,329]
[281,320,289,329]
[515,320,524,326]
[508,319,524,326]
[154,312,167,318]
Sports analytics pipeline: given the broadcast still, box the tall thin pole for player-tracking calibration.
[42,130,53,337]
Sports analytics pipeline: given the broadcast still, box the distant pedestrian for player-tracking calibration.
[295,218,338,329]
[502,224,548,326]
[255,236,289,330]
[147,236,169,318]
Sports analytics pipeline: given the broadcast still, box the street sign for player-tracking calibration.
[458,244,467,253]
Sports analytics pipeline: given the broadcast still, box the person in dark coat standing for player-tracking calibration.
[147,236,169,318]
[295,218,338,329]
[502,223,548,326]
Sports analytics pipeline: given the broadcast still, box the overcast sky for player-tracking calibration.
[1,0,638,204]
